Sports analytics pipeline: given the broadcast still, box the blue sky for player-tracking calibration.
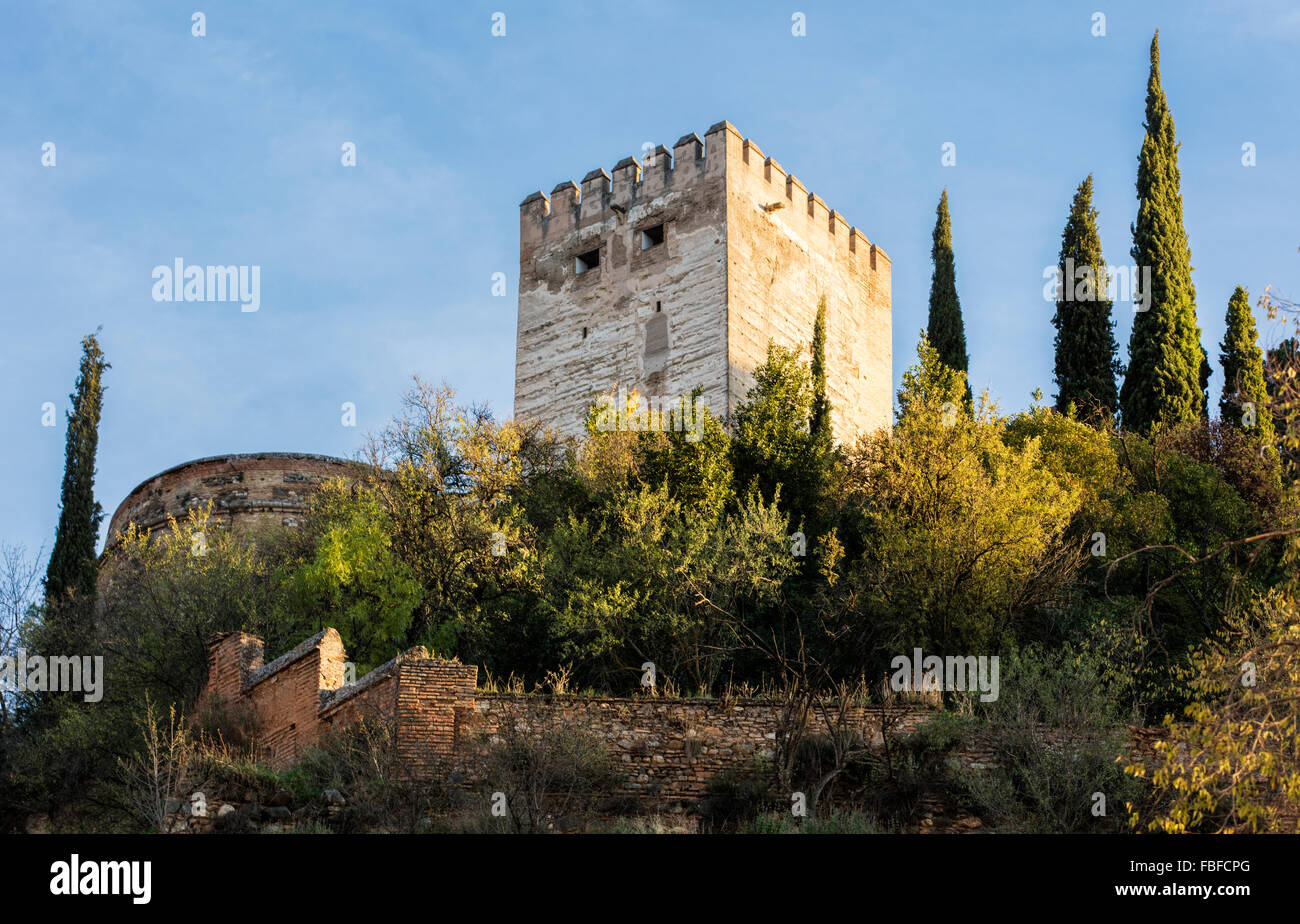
[2,0,1297,561]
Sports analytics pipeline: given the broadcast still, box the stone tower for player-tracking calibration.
[514,120,891,443]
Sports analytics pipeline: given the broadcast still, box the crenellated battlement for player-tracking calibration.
[519,125,715,243]
[515,119,892,447]
[519,121,887,265]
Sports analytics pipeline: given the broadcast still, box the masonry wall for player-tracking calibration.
[200,630,931,801]
[516,129,730,441]
[318,667,398,733]
[197,629,477,775]
[107,452,357,544]
[200,631,265,706]
[457,695,934,803]
[197,629,347,767]
[197,628,1166,811]
[718,123,893,441]
[395,660,479,778]
[514,121,892,445]
[244,636,340,767]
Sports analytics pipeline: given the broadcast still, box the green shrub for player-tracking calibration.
[285,718,449,833]
[742,810,883,834]
[859,711,971,829]
[478,714,619,833]
[955,645,1145,833]
[698,760,774,833]
[187,751,280,803]
[192,694,260,755]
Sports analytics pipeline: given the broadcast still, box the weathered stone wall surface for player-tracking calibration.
[196,628,1167,812]
[459,695,933,803]
[106,452,357,544]
[516,128,729,440]
[514,121,892,444]
[718,122,892,440]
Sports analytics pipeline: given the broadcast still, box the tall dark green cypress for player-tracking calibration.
[1052,175,1121,423]
[809,297,832,452]
[1218,285,1274,441]
[45,331,109,602]
[1119,31,1209,432]
[927,190,972,409]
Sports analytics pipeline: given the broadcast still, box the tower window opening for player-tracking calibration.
[640,224,665,250]
[575,248,600,274]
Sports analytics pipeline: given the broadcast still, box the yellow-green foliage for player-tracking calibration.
[850,336,1081,651]
[355,378,539,655]
[1125,587,1300,833]
[282,489,422,672]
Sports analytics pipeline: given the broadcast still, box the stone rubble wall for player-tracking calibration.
[459,695,934,802]
[196,629,1166,811]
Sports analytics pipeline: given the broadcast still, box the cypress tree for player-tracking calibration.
[927,190,972,409]
[1119,31,1209,432]
[45,331,110,602]
[1218,285,1274,441]
[809,296,832,452]
[1052,175,1121,422]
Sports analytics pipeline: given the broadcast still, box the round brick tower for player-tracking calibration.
[106,452,358,545]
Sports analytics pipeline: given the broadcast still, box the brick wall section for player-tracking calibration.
[319,662,399,731]
[245,632,334,766]
[395,660,478,778]
[197,627,1169,807]
[195,629,471,774]
[199,631,265,707]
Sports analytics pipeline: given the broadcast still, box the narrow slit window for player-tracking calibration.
[575,248,600,274]
[640,224,665,250]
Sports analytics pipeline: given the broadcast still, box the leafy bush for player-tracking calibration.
[857,710,972,830]
[192,694,261,755]
[286,718,450,833]
[955,645,1144,832]
[698,760,775,833]
[478,713,619,833]
[1126,588,1300,833]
